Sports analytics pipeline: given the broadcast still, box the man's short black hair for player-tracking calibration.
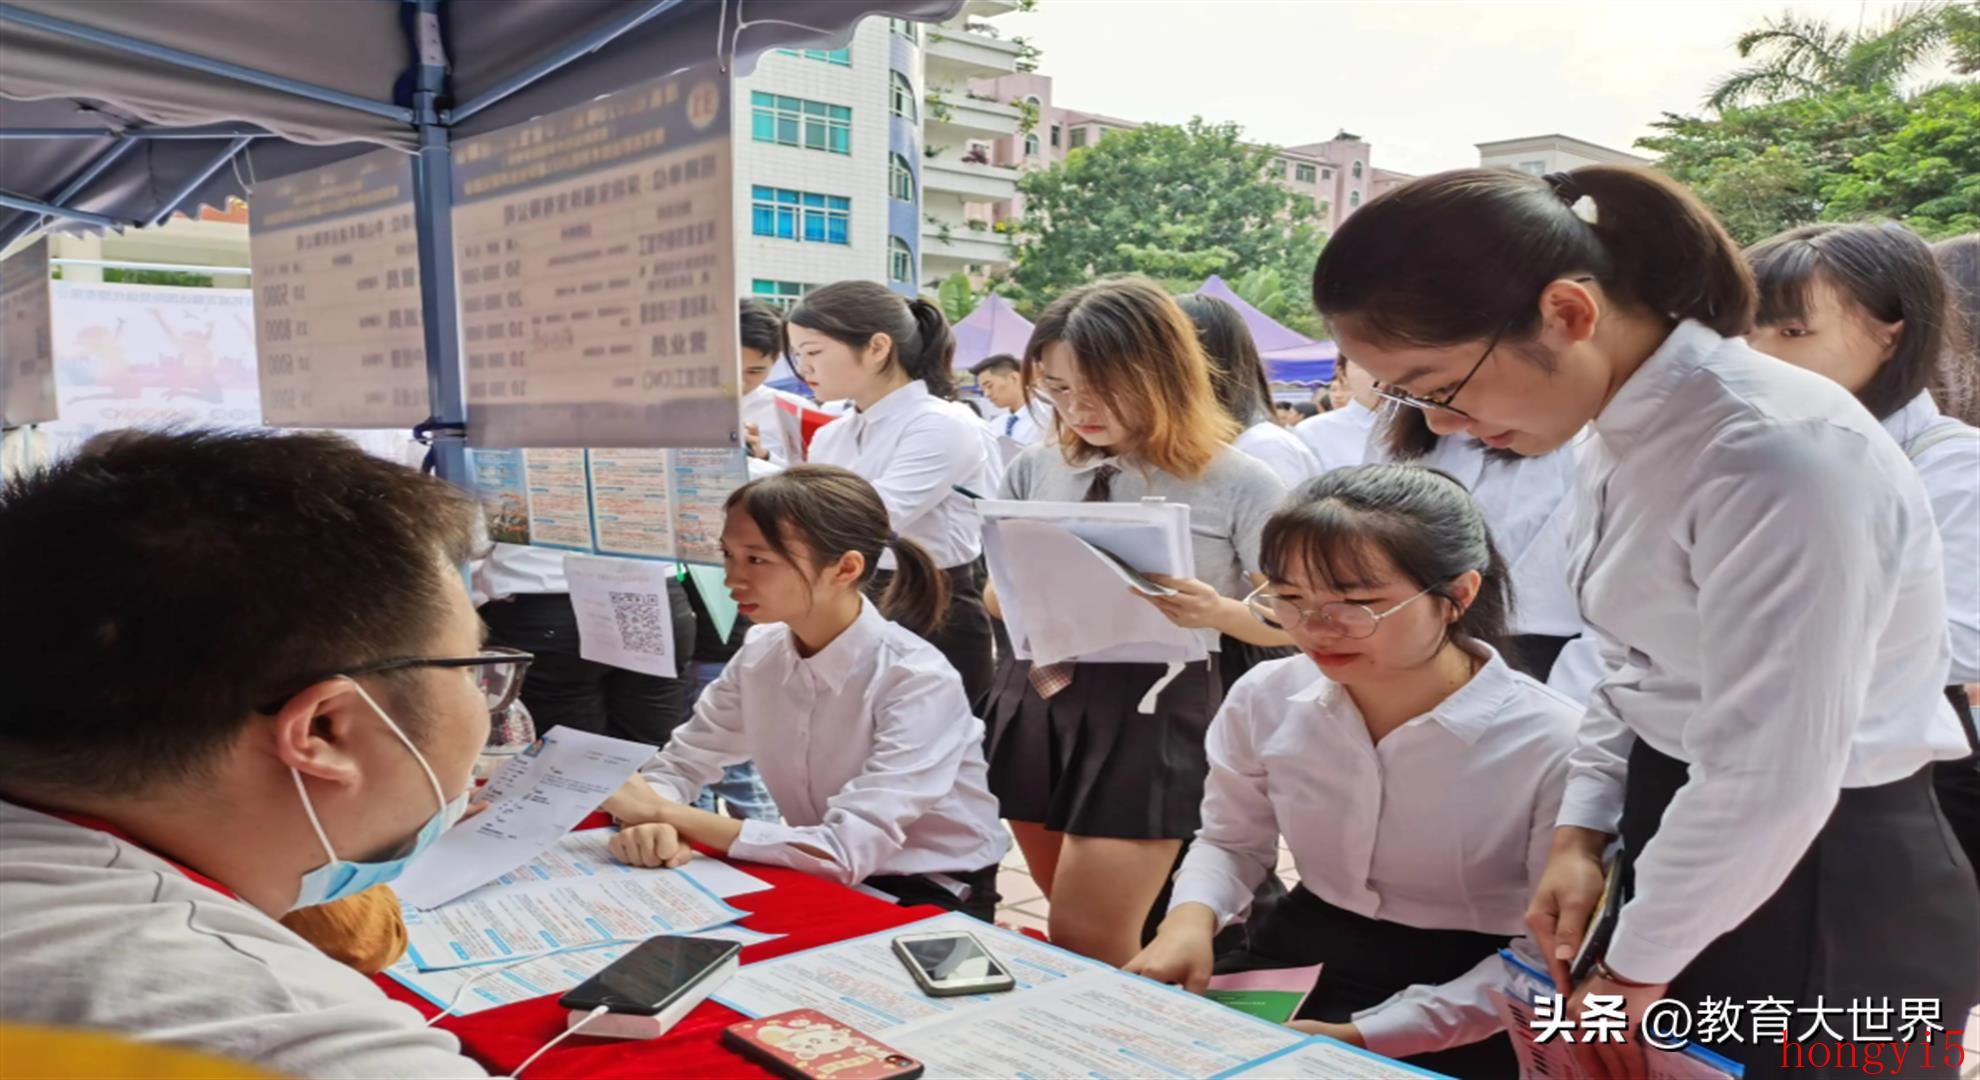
[739,299,784,357]
[0,429,478,797]
[969,353,1021,378]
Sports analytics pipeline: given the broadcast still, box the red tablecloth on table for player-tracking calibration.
[376,853,942,1079]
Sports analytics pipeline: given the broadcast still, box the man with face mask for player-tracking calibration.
[0,429,517,1078]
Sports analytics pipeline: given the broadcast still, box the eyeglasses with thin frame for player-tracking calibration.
[1371,333,1500,420]
[256,647,535,716]
[1243,581,1442,639]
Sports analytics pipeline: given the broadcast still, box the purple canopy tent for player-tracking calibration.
[952,293,1035,371]
[1193,275,1335,385]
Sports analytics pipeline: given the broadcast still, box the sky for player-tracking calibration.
[1004,1,1935,176]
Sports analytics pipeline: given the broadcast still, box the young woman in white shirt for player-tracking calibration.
[1746,221,1980,883]
[602,464,1009,919]
[794,283,999,707]
[982,277,1291,964]
[1309,165,1978,1079]
[1129,463,1577,1077]
[738,299,811,469]
[1294,357,1381,472]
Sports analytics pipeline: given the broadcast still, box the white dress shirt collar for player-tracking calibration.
[1285,643,1521,746]
[1592,319,1723,454]
[853,379,933,430]
[1882,390,1942,447]
[769,598,885,696]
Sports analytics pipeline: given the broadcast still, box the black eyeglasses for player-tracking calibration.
[256,648,535,715]
[1372,332,1500,420]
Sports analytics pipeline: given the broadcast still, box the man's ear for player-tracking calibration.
[267,679,366,786]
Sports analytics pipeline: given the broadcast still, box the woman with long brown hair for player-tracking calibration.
[981,277,1291,964]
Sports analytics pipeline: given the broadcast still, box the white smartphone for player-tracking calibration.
[890,931,1017,997]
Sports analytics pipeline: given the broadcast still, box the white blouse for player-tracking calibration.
[1883,391,1980,685]
[1293,398,1379,473]
[808,381,996,570]
[636,600,1009,884]
[1557,321,1969,984]
[1170,647,1579,1060]
[1234,421,1323,488]
[740,384,813,468]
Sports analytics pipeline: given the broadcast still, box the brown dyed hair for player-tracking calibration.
[1931,234,1980,427]
[1023,277,1240,479]
[1747,222,1948,422]
[786,281,956,399]
[1314,166,1755,350]
[725,464,948,637]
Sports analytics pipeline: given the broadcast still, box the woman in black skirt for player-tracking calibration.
[1129,464,1578,1077]
[982,278,1291,965]
[796,282,1000,707]
[1312,165,1979,1079]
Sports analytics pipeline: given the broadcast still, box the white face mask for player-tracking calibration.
[287,682,467,913]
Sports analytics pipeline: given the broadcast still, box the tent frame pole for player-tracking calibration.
[445,0,687,125]
[147,136,253,227]
[407,0,468,486]
[0,137,139,250]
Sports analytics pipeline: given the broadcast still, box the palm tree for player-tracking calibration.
[1707,2,1959,109]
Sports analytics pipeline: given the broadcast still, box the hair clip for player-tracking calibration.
[1569,195,1599,226]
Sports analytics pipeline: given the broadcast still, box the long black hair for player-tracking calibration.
[1746,222,1949,421]
[1175,293,1275,428]
[1260,463,1512,656]
[785,282,956,399]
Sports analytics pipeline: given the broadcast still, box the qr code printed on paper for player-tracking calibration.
[609,591,667,654]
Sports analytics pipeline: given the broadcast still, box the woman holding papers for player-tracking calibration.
[797,283,1000,707]
[981,278,1291,964]
[1130,463,1577,1077]
[1309,165,1977,1079]
[739,299,811,469]
[602,465,1010,920]
[1745,222,1980,881]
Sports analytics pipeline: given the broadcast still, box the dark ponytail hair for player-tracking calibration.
[723,464,949,637]
[785,281,957,399]
[1314,166,1755,351]
[1747,222,1947,422]
[1259,463,1512,657]
[1932,234,1980,428]
[1174,293,1275,428]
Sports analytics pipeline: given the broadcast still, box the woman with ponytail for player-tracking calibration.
[1311,165,1977,1078]
[601,465,1008,919]
[794,282,1000,706]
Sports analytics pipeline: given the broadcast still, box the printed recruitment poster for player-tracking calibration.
[451,63,738,449]
[0,237,58,425]
[248,148,427,428]
[465,446,746,568]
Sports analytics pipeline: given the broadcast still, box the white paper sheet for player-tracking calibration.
[563,552,679,677]
[402,869,745,970]
[484,828,771,900]
[394,729,655,909]
[1209,1035,1440,1079]
[714,912,1105,1033]
[887,970,1305,1079]
[986,519,1203,667]
[388,923,783,1018]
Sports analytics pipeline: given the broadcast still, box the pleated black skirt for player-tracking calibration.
[981,654,1221,840]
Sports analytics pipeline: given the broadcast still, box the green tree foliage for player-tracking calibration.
[1009,118,1324,313]
[1227,265,1326,340]
[1826,81,1980,237]
[1707,3,1958,108]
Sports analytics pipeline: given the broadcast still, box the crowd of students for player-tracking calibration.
[1,164,1977,1080]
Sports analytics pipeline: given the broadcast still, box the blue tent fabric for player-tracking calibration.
[951,293,1034,371]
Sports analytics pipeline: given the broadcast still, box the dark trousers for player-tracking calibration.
[1936,685,1980,890]
[1623,738,1980,1080]
[865,863,1002,923]
[480,587,697,746]
[1214,884,1518,1079]
[867,561,996,711]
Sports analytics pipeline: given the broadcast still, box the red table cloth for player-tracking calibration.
[376,853,942,1079]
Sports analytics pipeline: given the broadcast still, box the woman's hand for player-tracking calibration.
[1122,905,1217,994]
[607,822,695,869]
[1524,827,1612,989]
[601,775,668,825]
[1139,575,1230,630]
[1566,972,1669,1080]
[1288,1020,1364,1047]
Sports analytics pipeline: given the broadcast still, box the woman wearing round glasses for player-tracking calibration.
[1308,166,1977,1079]
[1128,464,1578,1077]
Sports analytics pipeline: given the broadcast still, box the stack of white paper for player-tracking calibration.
[977,498,1207,667]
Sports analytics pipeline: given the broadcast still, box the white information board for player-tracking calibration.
[451,64,738,449]
[468,446,745,568]
[0,237,57,425]
[248,148,427,428]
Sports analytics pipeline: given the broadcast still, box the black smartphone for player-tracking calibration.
[557,935,742,1016]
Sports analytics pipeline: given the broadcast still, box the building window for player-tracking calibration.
[889,153,915,202]
[1294,162,1316,183]
[889,237,913,284]
[751,185,851,244]
[890,72,916,121]
[1069,126,1087,149]
[1323,169,1333,180]
[1272,159,1287,177]
[1050,123,1061,148]
[1024,133,1040,158]
[751,279,811,311]
[750,92,851,154]
[888,18,918,42]
[1518,160,1548,175]
[774,47,850,66]
[1352,160,1364,179]
[1349,190,1361,207]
